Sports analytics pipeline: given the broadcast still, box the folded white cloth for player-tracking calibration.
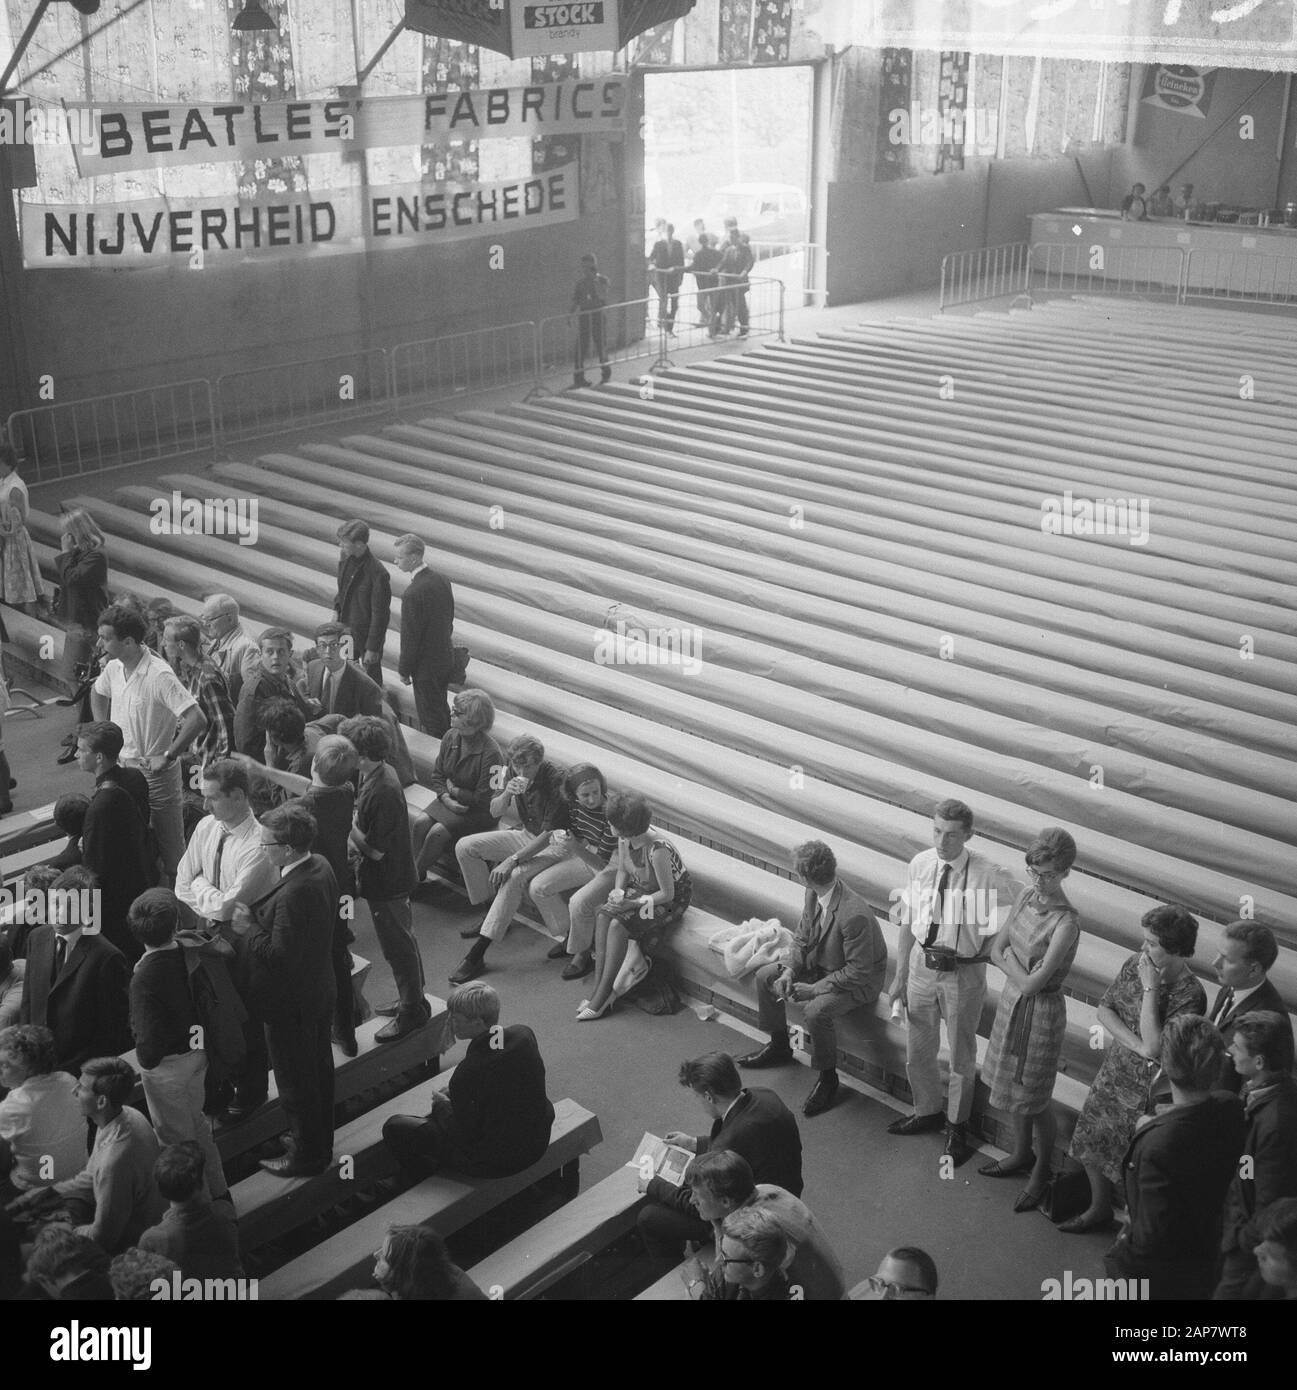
[709,918,795,979]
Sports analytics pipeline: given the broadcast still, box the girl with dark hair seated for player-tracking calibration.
[341,1224,487,1301]
[1059,903,1206,1233]
[575,792,691,1022]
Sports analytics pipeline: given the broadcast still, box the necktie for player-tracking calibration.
[922,863,952,948]
[54,936,67,976]
[322,670,333,714]
[211,830,230,887]
[1213,986,1234,1024]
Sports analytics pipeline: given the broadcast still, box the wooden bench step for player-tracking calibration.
[234,1067,455,1254]
[635,1259,693,1301]
[260,1096,602,1301]
[466,1165,644,1301]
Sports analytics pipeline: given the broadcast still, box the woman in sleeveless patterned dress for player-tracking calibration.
[978,828,1081,1213]
[576,790,691,1022]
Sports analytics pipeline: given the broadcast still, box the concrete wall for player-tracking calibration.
[1113,68,1295,211]
[8,195,628,410]
[826,149,1115,302]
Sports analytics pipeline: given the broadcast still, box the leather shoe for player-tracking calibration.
[449,955,485,985]
[373,1000,402,1017]
[222,1094,267,1122]
[333,1030,359,1058]
[887,1111,944,1136]
[1013,1187,1046,1214]
[978,1151,1037,1179]
[259,1154,328,1179]
[375,1014,430,1044]
[56,745,78,766]
[561,951,593,981]
[1057,1212,1119,1235]
[736,1042,794,1069]
[943,1124,973,1169]
[802,1075,839,1118]
[547,940,570,960]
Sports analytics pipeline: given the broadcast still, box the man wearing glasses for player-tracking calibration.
[198,595,260,705]
[886,798,1024,1169]
[699,1208,791,1301]
[847,1248,939,1301]
[231,804,338,1179]
[301,622,384,720]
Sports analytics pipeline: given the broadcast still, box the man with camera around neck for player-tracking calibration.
[886,798,1024,1168]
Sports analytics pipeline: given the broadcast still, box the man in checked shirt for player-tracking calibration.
[174,760,277,1121]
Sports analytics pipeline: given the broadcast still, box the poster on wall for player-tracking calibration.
[405,0,694,57]
[21,162,579,270]
[62,80,628,179]
[1140,65,1216,119]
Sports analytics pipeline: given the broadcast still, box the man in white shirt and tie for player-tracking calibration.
[887,799,1024,1168]
[175,759,277,1120]
[91,603,207,882]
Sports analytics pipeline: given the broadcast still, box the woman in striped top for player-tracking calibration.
[576,791,692,1022]
[532,765,619,980]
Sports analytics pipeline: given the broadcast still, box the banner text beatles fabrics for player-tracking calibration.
[66,80,626,178]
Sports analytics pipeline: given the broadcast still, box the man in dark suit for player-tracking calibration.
[740,840,889,1117]
[382,983,553,1178]
[20,866,131,1075]
[76,721,156,964]
[334,519,391,688]
[1209,921,1290,1093]
[301,622,384,719]
[1104,1016,1245,1300]
[393,533,455,738]
[1215,1010,1297,1299]
[647,222,685,333]
[637,1051,802,1267]
[231,803,337,1178]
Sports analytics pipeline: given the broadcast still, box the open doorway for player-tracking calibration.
[643,66,817,305]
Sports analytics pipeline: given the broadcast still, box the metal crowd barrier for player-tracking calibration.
[1027,242,1187,303]
[214,347,390,445]
[939,242,1032,311]
[1181,249,1297,306]
[389,320,539,409]
[535,276,785,388]
[6,281,793,479]
[4,379,217,484]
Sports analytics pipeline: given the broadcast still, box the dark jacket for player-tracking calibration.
[355,762,416,903]
[302,658,383,719]
[129,946,199,1070]
[788,880,889,1005]
[20,926,131,1074]
[1111,1092,1245,1297]
[647,1086,803,1214]
[1210,979,1291,1093]
[81,768,157,964]
[243,855,338,1021]
[398,567,455,682]
[54,545,109,630]
[335,548,392,660]
[1221,1076,1297,1254]
[446,1024,555,1176]
[234,668,314,760]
